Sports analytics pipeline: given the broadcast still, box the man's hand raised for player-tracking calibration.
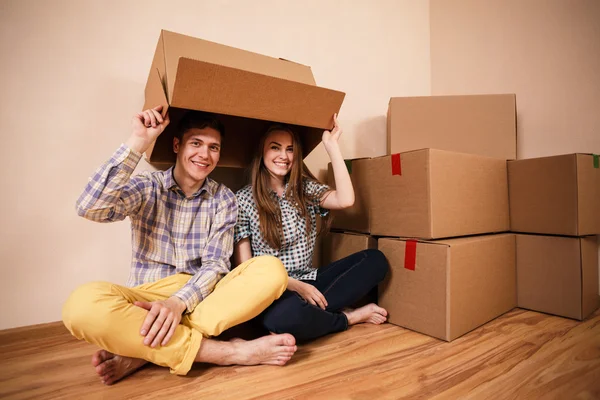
[134,295,186,348]
[126,105,170,154]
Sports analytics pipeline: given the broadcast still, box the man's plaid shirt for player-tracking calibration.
[76,144,237,312]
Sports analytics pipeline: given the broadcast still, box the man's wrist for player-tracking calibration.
[168,296,187,314]
[125,136,151,154]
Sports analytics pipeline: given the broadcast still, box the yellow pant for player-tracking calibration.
[62,255,287,375]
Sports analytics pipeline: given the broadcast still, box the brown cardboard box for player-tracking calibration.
[143,30,345,166]
[516,234,599,320]
[368,149,509,239]
[387,94,516,160]
[327,159,371,233]
[378,233,516,341]
[508,154,600,236]
[321,231,377,266]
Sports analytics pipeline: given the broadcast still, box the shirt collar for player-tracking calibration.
[269,181,289,199]
[162,167,217,198]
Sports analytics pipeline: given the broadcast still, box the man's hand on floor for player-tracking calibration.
[134,296,186,347]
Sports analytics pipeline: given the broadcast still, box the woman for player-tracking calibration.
[233,115,388,342]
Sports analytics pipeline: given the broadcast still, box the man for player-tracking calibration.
[63,106,296,385]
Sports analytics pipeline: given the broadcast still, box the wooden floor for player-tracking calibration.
[1,308,599,400]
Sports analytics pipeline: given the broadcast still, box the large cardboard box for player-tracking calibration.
[367,149,509,239]
[321,231,377,266]
[378,233,516,341]
[327,159,371,234]
[516,234,599,320]
[387,94,516,160]
[143,30,345,166]
[508,154,600,236]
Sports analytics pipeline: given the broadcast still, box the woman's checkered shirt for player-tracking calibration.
[234,179,330,280]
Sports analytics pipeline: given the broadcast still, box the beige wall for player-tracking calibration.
[430,0,600,158]
[0,0,431,329]
[430,0,600,293]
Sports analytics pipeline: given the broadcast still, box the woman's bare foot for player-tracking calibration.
[91,350,148,385]
[224,334,297,366]
[343,303,388,326]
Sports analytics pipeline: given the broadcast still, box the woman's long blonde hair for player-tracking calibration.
[250,124,330,250]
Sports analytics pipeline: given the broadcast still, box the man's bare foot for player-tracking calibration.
[343,303,388,326]
[91,350,148,385]
[231,334,297,366]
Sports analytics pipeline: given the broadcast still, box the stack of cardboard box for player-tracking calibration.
[324,94,600,341]
[509,154,600,320]
[324,95,520,341]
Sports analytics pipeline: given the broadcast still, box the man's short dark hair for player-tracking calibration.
[176,111,225,141]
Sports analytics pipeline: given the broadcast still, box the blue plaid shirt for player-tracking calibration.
[76,144,237,312]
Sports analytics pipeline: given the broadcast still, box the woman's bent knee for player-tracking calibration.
[363,249,389,280]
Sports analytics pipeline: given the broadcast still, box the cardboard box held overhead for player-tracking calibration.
[516,234,599,320]
[387,94,517,160]
[508,154,600,236]
[143,30,345,167]
[378,233,516,341]
[327,159,371,234]
[367,149,509,239]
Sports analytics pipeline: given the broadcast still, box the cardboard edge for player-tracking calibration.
[445,247,451,341]
[426,149,433,238]
[386,99,393,155]
[143,67,170,162]
[512,233,517,307]
[277,58,317,85]
[574,154,581,235]
[578,238,584,319]
[160,30,168,102]
[512,93,518,160]
[580,236,600,319]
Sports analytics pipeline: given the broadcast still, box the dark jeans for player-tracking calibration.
[260,249,388,342]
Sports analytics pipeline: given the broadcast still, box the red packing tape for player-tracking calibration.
[404,240,417,270]
[391,153,401,175]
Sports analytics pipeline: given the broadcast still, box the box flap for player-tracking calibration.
[171,58,343,128]
[576,154,600,235]
[580,236,600,319]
